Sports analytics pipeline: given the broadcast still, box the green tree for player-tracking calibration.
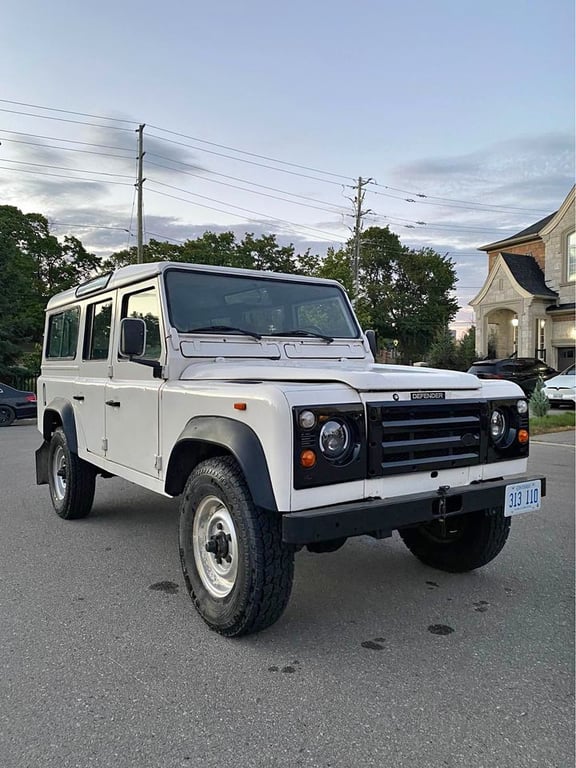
[427,329,459,370]
[0,205,101,374]
[529,378,549,417]
[352,227,459,363]
[456,326,477,370]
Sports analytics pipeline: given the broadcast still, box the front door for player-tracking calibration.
[104,283,164,478]
[557,346,575,371]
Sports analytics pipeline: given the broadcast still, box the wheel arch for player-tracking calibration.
[41,398,78,453]
[36,399,79,485]
[165,416,277,511]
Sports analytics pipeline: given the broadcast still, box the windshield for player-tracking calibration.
[164,269,360,339]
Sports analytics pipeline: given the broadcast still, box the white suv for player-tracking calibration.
[36,262,545,636]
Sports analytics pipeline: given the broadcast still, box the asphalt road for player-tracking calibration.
[1,423,574,768]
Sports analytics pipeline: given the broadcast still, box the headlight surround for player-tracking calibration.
[293,404,366,489]
[319,419,351,460]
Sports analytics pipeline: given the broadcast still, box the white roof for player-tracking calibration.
[46,261,344,311]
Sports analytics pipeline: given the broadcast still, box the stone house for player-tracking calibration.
[470,186,575,371]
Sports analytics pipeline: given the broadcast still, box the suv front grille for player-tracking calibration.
[367,400,487,477]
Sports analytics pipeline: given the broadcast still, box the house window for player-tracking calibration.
[535,318,546,360]
[567,231,576,282]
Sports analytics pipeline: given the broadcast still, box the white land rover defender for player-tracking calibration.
[36,262,545,636]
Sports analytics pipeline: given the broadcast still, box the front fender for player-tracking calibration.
[166,416,277,511]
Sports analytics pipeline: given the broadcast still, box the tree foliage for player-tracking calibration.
[102,231,317,274]
[313,227,459,362]
[1,208,461,377]
[0,205,100,376]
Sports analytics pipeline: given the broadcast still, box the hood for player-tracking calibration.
[180,359,481,392]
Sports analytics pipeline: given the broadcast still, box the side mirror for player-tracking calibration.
[120,317,146,358]
[365,329,378,358]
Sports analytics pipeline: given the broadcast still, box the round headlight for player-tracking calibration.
[490,408,507,442]
[517,399,528,414]
[299,410,316,429]
[319,419,350,460]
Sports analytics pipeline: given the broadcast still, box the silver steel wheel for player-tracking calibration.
[51,444,67,502]
[192,495,239,599]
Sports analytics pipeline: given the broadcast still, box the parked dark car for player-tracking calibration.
[467,358,558,395]
[0,383,37,426]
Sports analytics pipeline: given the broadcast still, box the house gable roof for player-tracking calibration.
[500,253,557,297]
[539,185,576,237]
[470,252,558,306]
[479,212,556,252]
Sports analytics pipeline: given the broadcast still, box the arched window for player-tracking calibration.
[568,231,576,282]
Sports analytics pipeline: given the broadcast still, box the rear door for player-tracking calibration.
[76,297,114,457]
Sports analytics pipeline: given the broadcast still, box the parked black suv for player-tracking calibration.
[467,358,558,395]
[0,383,37,426]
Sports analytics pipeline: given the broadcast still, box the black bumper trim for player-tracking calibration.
[282,474,546,544]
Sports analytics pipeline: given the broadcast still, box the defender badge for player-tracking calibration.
[410,392,446,400]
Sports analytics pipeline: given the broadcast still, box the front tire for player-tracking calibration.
[398,509,511,573]
[48,428,96,519]
[179,456,294,637]
[0,405,16,427]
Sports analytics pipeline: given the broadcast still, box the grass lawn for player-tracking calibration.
[529,410,575,435]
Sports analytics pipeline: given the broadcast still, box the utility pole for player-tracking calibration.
[136,124,146,264]
[352,176,372,299]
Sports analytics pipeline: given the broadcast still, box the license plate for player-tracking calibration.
[504,480,541,517]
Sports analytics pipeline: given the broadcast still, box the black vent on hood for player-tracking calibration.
[367,400,488,477]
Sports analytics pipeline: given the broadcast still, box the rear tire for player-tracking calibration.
[0,406,15,427]
[398,509,511,573]
[179,456,294,637]
[48,428,96,519]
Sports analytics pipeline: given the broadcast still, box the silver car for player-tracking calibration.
[542,364,576,408]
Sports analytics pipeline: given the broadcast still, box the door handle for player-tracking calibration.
[105,400,121,407]
[73,395,85,402]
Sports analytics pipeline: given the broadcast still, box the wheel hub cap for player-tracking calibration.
[193,496,238,598]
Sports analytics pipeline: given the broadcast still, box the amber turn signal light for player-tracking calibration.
[518,429,529,444]
[300,450,316,468]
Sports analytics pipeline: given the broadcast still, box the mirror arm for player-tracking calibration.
[129,356,164,379]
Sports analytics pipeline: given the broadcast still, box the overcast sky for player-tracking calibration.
[1,0,574,329]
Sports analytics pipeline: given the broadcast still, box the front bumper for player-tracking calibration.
[282,474,546,545]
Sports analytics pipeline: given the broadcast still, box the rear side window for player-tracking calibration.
[46,308,80,359]
[84,300,113,360]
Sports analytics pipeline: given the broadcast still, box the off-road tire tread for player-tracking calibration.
[48,428,96,520]
[398,509,511,573]
[180,456,294,637]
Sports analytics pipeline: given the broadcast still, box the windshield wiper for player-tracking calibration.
[183,325,262,340]
[271,329,334,343]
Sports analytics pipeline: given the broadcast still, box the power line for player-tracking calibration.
[0,135,135,160]
[0,157,134,179]
[146,160,352,216]
[0,106,135,132]
[0,98,554,218]
[367,181,549,215]
[146,131,346,186]
[0,164,133,186]
[147,152,350,212]
[147,122,352,181]
[0,128,135,152]
[0,98,138,124]
[146,185,346,242]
